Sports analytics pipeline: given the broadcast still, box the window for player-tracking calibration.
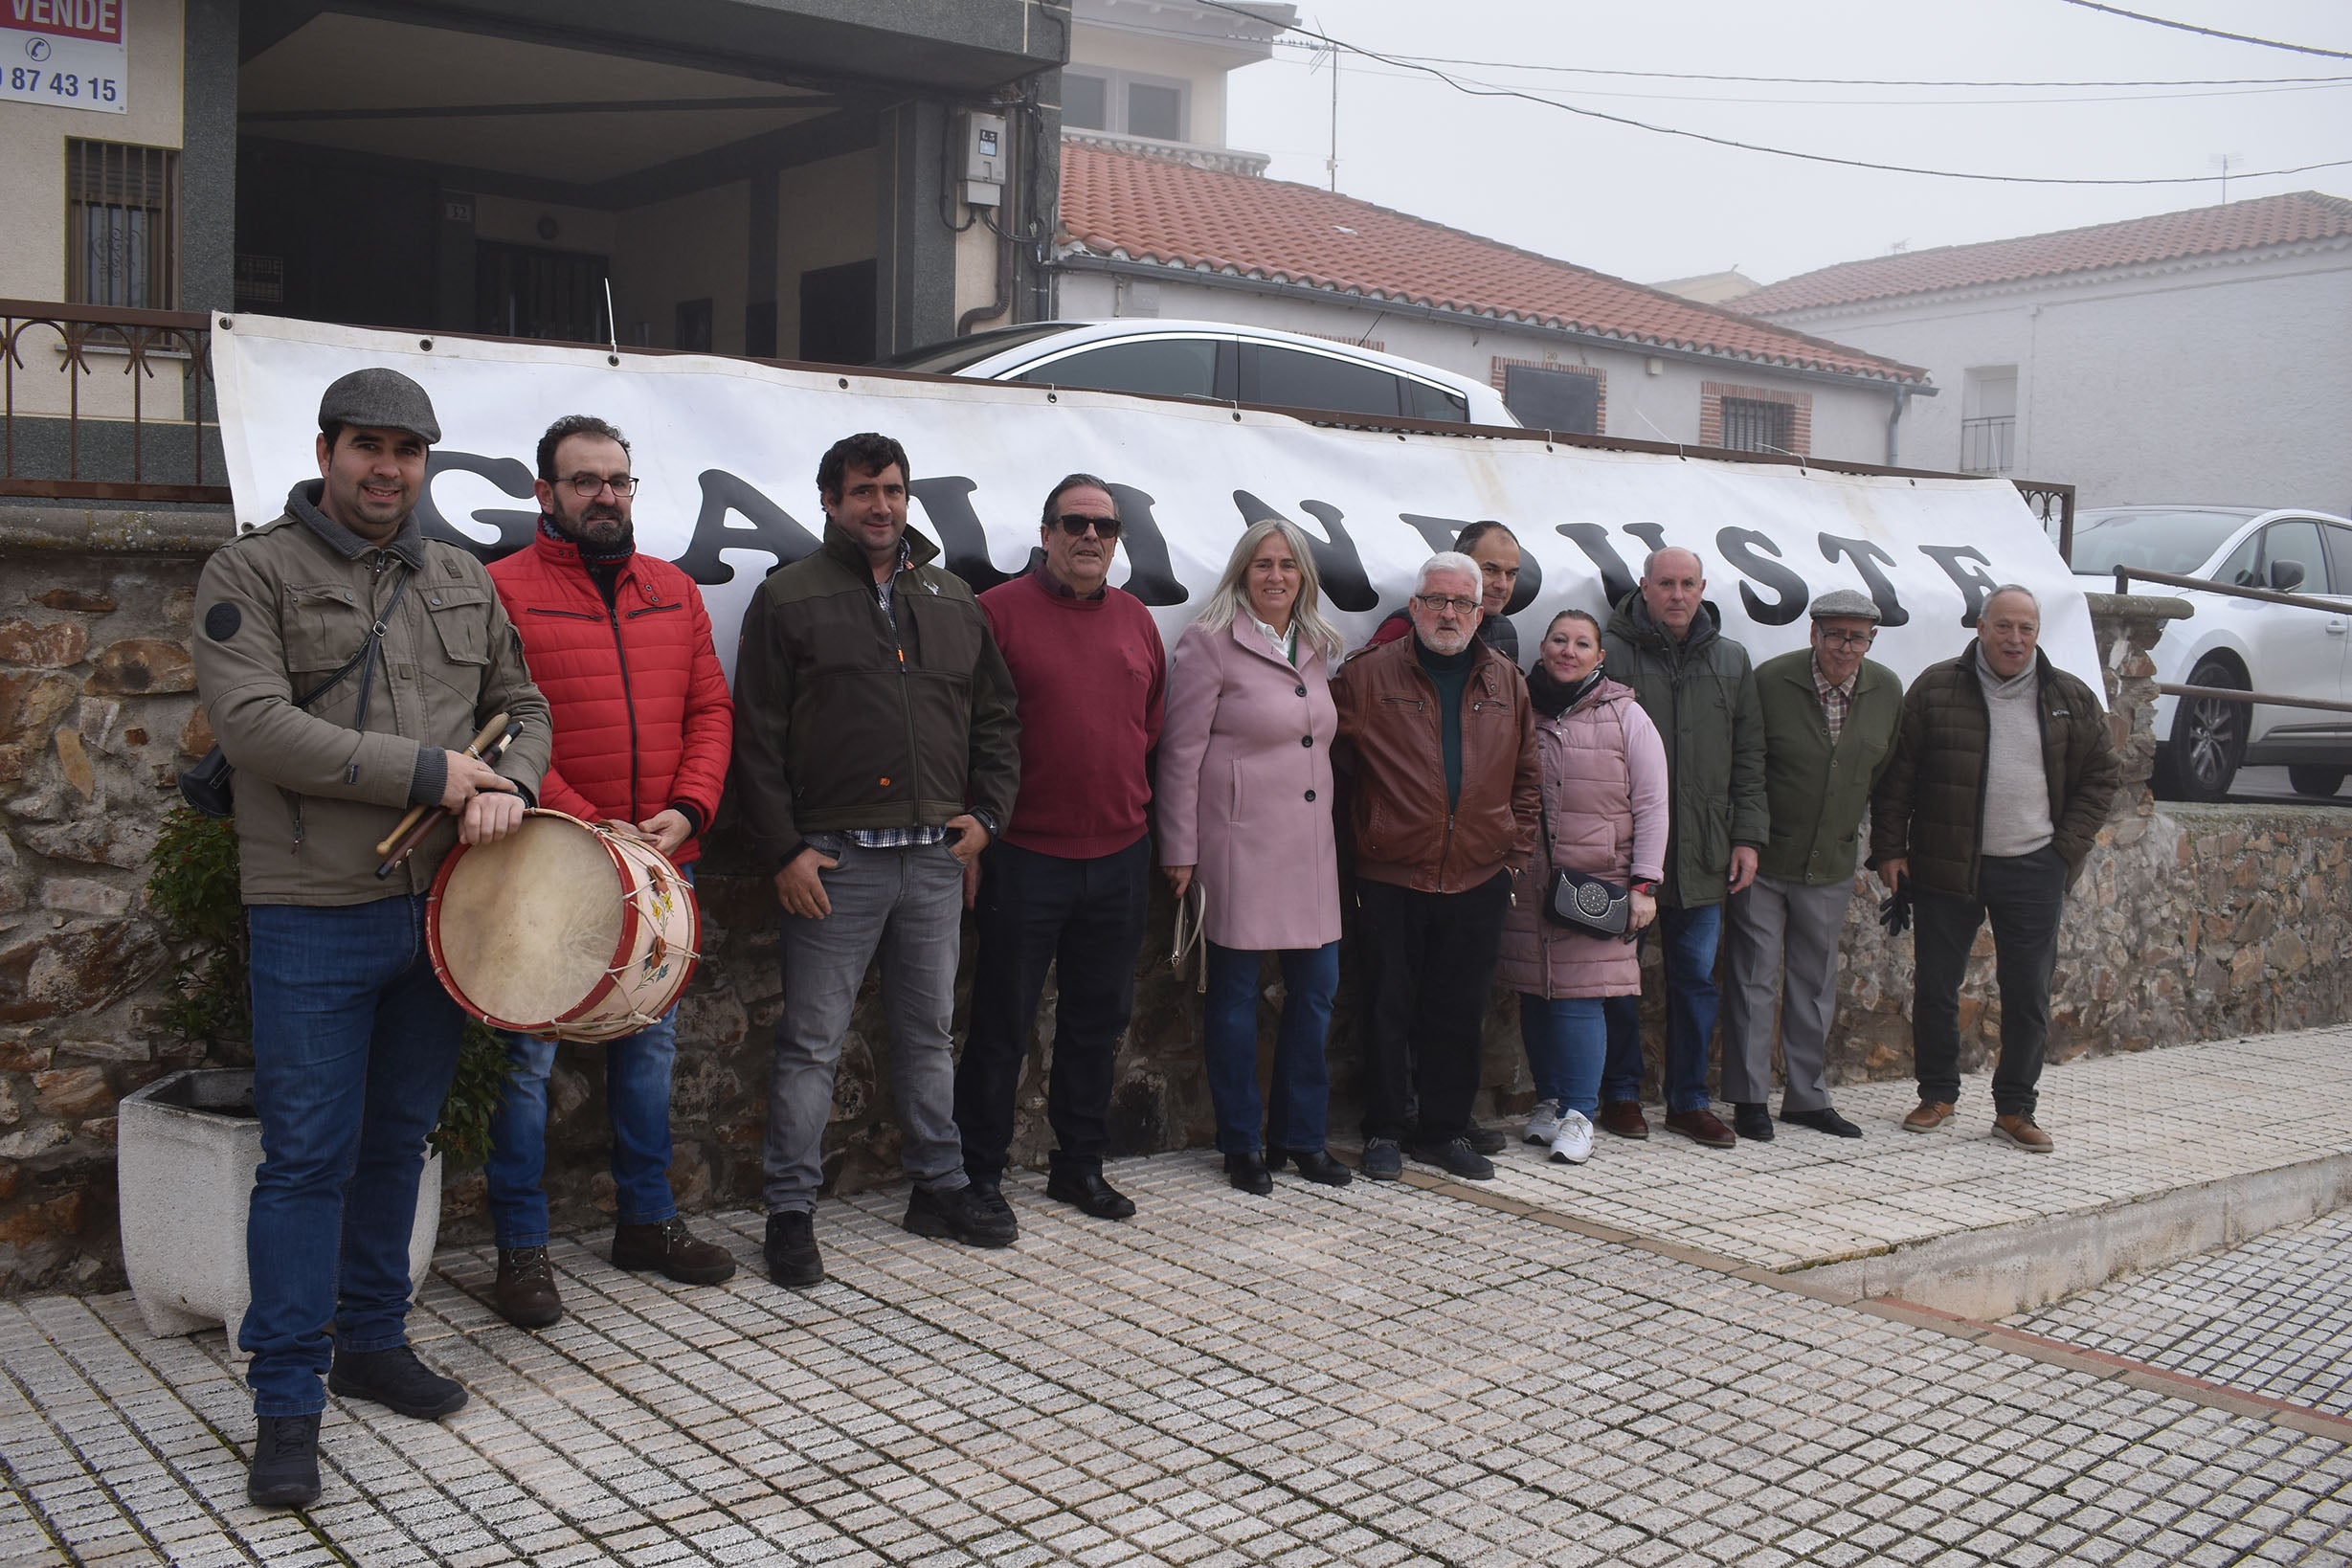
[1127,83,1184,141]
[2324,526,2352,597]
[1401,379,1470,423]
[1063,72,1109,131]
[1960,365,2018,474]
[1015,338,1221,400]
[66,140,178,308]
[1501,365,1600,434]
[1242,344,1404,419]
[2212,532,2260,589]
[1719,397,1793,454]
[2259,521,2329,594]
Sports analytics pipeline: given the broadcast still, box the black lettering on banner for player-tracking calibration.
[1714,527,1809,626]
[1398,513,1464,554]
[1554,523,1639,609]
[1620,522,1669,566]
[908,476,1018,594]
[1394,513,1539,612]
[1816,532,1911,627]
[676,470,821,584]
[415,451,537,560]
[1916,545,2002,627]
[1231,492,1378,613]
[1101,483,1190,606]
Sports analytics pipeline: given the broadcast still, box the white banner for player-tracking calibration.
[211,313,2100,698]
[1,0,126,113]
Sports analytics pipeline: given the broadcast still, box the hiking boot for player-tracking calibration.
[1360,1138,1403,1181]
[1403,1136,1496,1181]
[247,1412,322,1509]
[492,1246,562,1329]
[1597,1100,1649,1139]
[906,1183,1019,1246]
[613,1218,737,1286]
[1902,1100,1957,1133]
[327,1344,466,1420]
[763,1210,823,1288]
[1993,1112,2054,1153]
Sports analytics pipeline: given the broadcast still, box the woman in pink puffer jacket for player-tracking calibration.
[1497,609,1669,1166]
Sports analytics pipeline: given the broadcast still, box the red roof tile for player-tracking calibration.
[1739,191,2352,315]
[1057,141,1925,384]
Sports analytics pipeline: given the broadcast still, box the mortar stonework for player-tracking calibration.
[3,510,2341,1290]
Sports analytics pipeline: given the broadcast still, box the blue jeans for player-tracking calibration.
[1601,903,1724,1113]
[242,896,463,1418]
[486,867,690,1247]
[1519,994,1606,1118]
[1202,940,1338,1155]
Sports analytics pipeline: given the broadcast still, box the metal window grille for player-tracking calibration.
[1960,415,2016,474]
[1719,396,1792,454]
[65,140,179,310]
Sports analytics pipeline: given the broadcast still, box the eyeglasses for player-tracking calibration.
[564,473,639,498]
[1818,628,1876,649]
[1049,512,1122,540]
[1414,594,1479,616]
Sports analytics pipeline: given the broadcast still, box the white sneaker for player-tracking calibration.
[1549,1110,1594,1166]
[1524,1098,1561,1146]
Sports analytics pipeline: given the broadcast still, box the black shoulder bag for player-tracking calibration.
[177,571,412,817]
[1535,788,1634,941]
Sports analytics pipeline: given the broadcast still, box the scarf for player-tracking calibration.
[1528,663,1604,718]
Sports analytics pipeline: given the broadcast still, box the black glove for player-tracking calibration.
[1878,872,1913,937]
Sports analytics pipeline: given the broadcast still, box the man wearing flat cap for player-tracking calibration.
[1719,589,1901,1141]
[190,369,550,1510]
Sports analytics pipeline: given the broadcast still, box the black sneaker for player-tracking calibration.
[326,1344,467,1420]
[247,1412,322,1509]
[964,1179,1019,1241]
[1360,1138,1403,1181]
[905,1183,1019,1247]
[763,1209,823,1288]
[1464,1125,1508,1156]
[1403,1136,1496,1181]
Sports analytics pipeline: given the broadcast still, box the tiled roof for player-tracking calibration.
[1057,141,1926,384]
[1739,190,2352,315]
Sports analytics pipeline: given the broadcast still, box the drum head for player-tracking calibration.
[436,816,622,1026]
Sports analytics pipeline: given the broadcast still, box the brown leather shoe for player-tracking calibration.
[493,1246,562,1329]
[1597,1100,1649,1139]
[1901,1100,1957,1133]
[1662,1108,1737,1149]
[612,1218,738,1286]
[1992,1113,2054,1153]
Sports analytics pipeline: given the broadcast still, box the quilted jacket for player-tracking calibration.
[486,526,733,864]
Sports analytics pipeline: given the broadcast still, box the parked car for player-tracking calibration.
[879,319,1520,428]
[2072,505,2352,800]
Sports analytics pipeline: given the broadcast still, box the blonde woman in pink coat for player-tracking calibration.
[1158,518,1354,1197]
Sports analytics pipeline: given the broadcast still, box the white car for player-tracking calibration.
[2072,505,2352,800]
[880,319,1520,429]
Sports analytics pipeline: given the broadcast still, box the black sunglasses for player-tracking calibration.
[1048,512,1122,540]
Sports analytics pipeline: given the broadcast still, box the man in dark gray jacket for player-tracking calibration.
[191,370,549,1510]
[1598,547,1767,1149]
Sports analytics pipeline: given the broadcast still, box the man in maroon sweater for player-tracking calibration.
[953,473,1167,1232]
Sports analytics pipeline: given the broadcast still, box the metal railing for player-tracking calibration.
[0,298,228,504]
[2111,562,2352,714]
[1960,414,2014,475]
[2012,478,2075,563]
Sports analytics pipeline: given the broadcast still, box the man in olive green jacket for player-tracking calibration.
[191,370,549,1511]
[1720,590,1901,1142]
[1597,547,1767,1149]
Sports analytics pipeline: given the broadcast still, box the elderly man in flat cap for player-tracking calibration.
[191,369,550,1510]
[1718,589,1902,1140]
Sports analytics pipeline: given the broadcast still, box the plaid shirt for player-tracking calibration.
[1813,654,1859,745]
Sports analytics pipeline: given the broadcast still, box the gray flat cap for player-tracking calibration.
[1809,588,1882,623]
[317,369,440,444]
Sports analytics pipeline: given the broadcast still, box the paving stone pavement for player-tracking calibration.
[3,1030,2352,1565]
[2011,1206,2352,1420]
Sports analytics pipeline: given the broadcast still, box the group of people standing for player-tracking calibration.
[191,369,2118,1510]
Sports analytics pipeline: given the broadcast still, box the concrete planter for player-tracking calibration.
[117,1068,441,1344]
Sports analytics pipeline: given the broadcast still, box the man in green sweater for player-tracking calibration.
[1720,590,1902,1141]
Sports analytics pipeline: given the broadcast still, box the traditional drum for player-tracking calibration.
[427,809,700,1042]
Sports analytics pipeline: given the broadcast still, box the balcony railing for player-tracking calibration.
[1959,414,2015,475]
[0,299,229,504]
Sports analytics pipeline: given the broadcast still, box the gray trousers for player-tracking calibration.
[1720,873,1855,1113]
[764,834,971,1213]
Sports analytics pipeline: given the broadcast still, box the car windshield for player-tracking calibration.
[878,323,1079,374]
[2070,509,2251,576]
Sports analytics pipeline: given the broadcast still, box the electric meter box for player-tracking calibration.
[960,110,1006,207]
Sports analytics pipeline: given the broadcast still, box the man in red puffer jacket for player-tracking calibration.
[482,414,735,1328]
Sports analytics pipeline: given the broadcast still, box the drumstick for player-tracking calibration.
[374,712,511,859]
[373,719,522,878]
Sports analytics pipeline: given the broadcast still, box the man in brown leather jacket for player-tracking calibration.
[1332,551,1539,1182]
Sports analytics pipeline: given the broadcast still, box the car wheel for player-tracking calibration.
[2287,766,2346,798]
[2158,658,2247,802]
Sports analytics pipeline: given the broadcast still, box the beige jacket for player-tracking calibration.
[191,483,550,905]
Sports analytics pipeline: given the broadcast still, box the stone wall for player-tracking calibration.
[5,511,2348,1291]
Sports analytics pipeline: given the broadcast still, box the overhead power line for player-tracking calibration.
[1193,0,2352,188]
[2054,1,2352,61]
[1280,45,2352,91]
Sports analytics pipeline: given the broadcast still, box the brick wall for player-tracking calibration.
[1698,380,1813,456]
